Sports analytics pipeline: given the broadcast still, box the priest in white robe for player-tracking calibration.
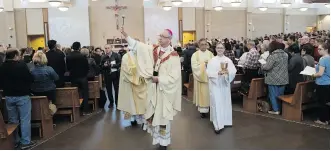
[120,28,181,150]
[206,42,237,134]
[191,38,214,118]
[117,46,147,126]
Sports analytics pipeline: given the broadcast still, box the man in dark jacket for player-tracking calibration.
[287,44,304,94]
[182,43,196,95]
[66,42,90,115]
[0,48,35,149]
[46,40,66,87]
[101,44,121,108]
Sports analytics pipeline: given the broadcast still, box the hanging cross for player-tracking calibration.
[106,0,127,30]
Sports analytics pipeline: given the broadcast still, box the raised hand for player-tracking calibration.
[120,27,128,38]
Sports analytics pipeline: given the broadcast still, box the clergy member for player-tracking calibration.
[117,44,147,126]
[120,28,181,150]
[191,38,214,118]
[206,42,237,134]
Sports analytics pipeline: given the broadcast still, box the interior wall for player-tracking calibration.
[15,8,28,48]
[48,0,90,47]
[26,8,44,35]
[195,8,205,40]
[318,15,330,31]
[89,0,144,47]
[210,10,246,39]
[182,7,196,31]
[251,13,283,38]
[144,7,179,45]
[0,12,8,46]
[288,15,317,33]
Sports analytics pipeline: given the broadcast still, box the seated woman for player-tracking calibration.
[286,44,304,94]
[206,42,237,134]
[261,41,289,115]
[31,51,59,103]
[81,48,100,81]
[312,42,330,125]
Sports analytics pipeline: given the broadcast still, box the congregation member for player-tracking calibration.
[261,41,289,115]
[237,46,248,65]
[92,47,103,65]
[182,43,196,95]
[191,38,214,118]
[239,41,260,94]
[121,28,181,150]
[117,47,147,126]
[301,44,315,68]
[81,48,99,81]
[301,44,316,81]
[100,44,121,108]
[312,42,330,125]
[0,48,35,149]
[31,51,59,104]
[46,40,66,88]
[223,43,236,64]
[66,42,91,115]
[206,42,237,134]
[243,41,260,82]
[286,44,304,94]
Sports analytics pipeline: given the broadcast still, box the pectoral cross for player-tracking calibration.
[106,0,127,30]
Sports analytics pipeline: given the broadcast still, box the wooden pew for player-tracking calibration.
[184,74,194,101]
[0,110,18,150]
[231,74,244,93]
[0,96,54,139]
[88,81,100,111]
[63,81,100,111]
[240,78,267,113]
[55,87,80,123]
[30,96,54,138]
[278,81,316,121]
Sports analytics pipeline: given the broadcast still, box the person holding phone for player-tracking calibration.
[100,44,122,108]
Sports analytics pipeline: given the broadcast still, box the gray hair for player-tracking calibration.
[80,48,89,57]
[56,44,61,49]
[247,40,255,47]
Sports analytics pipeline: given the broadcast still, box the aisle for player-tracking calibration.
[33,98,330,150]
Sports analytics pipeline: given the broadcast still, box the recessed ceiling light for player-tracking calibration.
[163,6,172,11]
[214,6,223,11]
[281,3,291,7]
[299,7,308,11]
[258,7,268,11]
[49,0,61,7]
[172,0,182,6]
[58,6,69,11]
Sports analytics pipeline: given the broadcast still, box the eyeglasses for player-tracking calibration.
[158,34,171,39]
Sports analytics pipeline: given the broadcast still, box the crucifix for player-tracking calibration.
[106,0,127,30]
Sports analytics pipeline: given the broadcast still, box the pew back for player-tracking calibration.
[231,74,243,92]
[88,81,100,99]
[55,87,80,108]
[188,74,194,91]
[279,81,315,121]
[248,78,267,99]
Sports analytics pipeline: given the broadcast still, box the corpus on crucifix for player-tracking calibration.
[106,0,127,30]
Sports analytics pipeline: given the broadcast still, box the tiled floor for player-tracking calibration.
[33,98,330,150]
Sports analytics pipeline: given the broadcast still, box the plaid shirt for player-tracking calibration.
[224,50,236,64]
[243,48,260,69]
